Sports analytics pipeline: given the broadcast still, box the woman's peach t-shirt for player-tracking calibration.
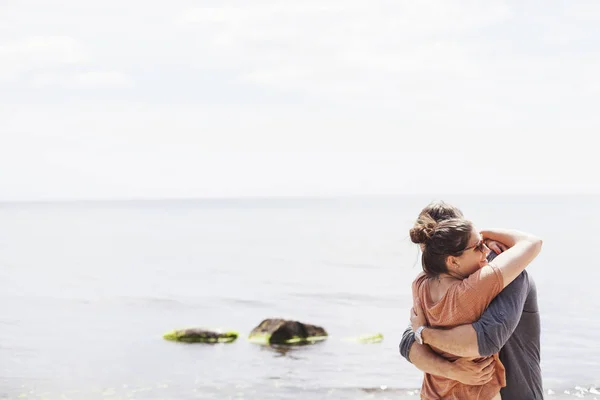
[412,264,506,400]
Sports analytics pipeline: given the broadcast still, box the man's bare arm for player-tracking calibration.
[408,340,454,377]
[410,270,533,359]
[408,340,495,385]
[420,325,480,358]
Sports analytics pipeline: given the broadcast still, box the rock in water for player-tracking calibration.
[163,328,238,343]
[248,318,328,345]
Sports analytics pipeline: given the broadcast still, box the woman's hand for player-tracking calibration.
[448,357,496,385]
[410,297,427,332]
[484,239,508,255]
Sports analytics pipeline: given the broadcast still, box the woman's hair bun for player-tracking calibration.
[410,214,437,245]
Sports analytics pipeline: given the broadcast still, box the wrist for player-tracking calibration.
[414,326,426,345]
[420,327,430,345]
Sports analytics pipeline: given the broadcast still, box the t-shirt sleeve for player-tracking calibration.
[472,271,531,356]
[399,324,416,363]
[453,264,504,321]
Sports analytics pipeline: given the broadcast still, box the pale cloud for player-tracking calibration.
[0,36,86,81]
[74,71,130,87]
[0,36,86,65]
[29,72,68,86]
[176,1,508,106]
[29,70,130,87]
[0,35,128,87]
[178,6,249,24]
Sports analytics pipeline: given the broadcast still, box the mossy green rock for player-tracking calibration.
[163,328,238,343]
[248,318,328,345]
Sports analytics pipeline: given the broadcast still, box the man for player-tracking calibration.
[399,201,542,400]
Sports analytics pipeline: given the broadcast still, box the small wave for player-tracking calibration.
[90,296,186,308]
[326,261,384,270]
[292,291,397,306]
[220,297,274,308]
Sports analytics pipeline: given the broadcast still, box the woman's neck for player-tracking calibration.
[436,272,461,281]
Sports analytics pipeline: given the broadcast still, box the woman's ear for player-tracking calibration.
[446,255,460,270]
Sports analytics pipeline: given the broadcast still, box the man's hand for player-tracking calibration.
[448,357,496,385]
[410,297,427,332]
[485,239,508,255]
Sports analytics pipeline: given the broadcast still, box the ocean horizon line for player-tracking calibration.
[0,193,597,205]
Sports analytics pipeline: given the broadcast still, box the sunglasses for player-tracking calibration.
[462,239,487,253]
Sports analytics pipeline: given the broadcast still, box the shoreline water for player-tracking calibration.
[1,196,599,399]
[4,383,600,400]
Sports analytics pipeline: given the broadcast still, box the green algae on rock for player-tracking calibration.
[343,333,384,343]
[163,328,238,343]
[248,318,328,345]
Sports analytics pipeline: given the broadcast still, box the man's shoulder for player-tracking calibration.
[487,270,531,306]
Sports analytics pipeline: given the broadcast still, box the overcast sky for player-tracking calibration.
[1,1,599,200]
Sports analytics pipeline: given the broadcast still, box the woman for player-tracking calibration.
[410,211,542,399]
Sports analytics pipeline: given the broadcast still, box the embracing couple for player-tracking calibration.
[399,201,543,400]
